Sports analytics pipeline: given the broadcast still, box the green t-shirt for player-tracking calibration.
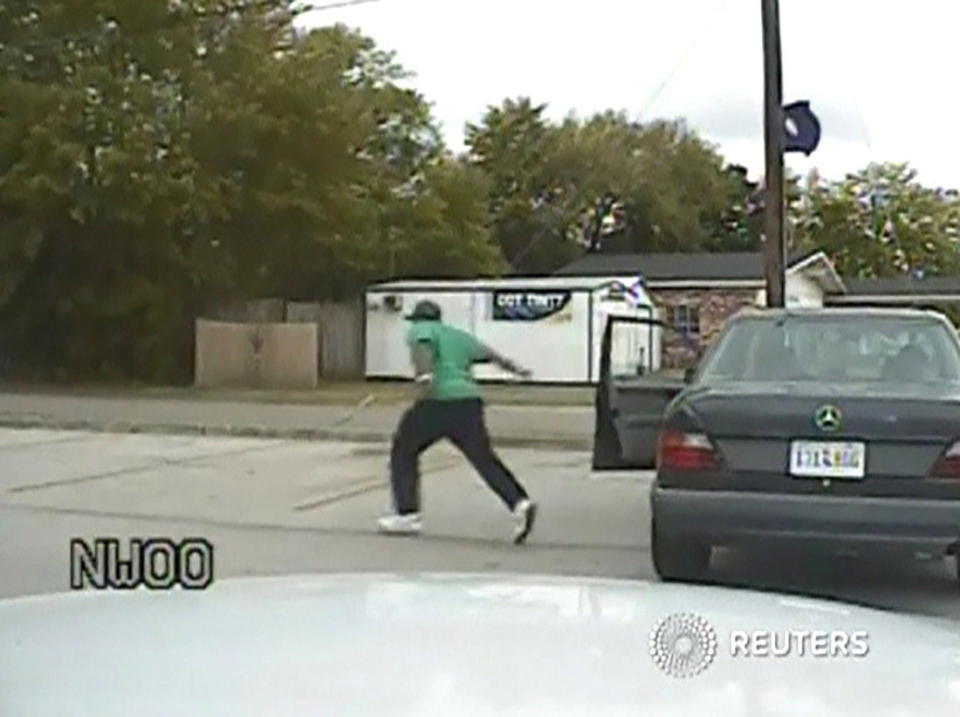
[406,320,485,400]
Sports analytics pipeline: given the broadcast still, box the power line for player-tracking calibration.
[637,0,732,120]
[297,0,383,13]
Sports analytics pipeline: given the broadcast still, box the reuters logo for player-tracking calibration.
[649,612,718,678]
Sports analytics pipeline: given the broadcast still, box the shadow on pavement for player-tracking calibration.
[698,546,958,618]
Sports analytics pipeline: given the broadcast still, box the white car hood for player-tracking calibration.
[1,573,959,717]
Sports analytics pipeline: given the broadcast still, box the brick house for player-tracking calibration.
[554,250,846,367]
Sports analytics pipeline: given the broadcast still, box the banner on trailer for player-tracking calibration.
[492,290,572,321]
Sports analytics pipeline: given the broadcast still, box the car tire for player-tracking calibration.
[651,521,711,582]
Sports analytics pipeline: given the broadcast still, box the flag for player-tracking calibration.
[783,101,821,156]
[609,277,646,306]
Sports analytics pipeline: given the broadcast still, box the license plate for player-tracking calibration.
[789,440,866,479]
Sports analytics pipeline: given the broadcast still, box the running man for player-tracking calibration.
[377,300,538,543]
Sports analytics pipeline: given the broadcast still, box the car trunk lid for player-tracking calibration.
[686,382,960,478]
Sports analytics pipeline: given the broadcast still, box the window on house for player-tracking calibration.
[669,304,700,337]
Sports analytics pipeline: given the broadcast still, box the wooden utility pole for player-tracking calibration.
[761,0,785,307]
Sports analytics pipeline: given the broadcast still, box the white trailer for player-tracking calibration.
[364,277,660,384]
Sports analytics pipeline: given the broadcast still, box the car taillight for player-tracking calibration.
[657,430,718,471]
[931,441,960,478]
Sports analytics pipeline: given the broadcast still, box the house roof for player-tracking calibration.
[367,275,649,292]
[843,276,960,296]
[827,275,960,304]
[553,249,818,282]
[735,306,955,320]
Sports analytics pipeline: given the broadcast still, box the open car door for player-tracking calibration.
[592,315,700,470]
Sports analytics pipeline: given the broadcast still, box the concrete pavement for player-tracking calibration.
[0,428,639,599]
[2,427,958,621]
[0,382,597,406]
[0,390,594,449]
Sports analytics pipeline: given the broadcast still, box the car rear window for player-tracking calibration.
[698,315,960,384]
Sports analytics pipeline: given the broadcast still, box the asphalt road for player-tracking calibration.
[0,391,593,448]
[1,428,957,621]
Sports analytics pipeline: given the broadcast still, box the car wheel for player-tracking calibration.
[651,521,711,582]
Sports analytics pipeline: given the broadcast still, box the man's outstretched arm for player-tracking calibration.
[474,342,531,378]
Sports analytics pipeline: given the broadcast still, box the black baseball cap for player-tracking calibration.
[405,300,442,321]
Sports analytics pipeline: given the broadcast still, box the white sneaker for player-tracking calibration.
[377,512,422,536]
[512,499,537,544]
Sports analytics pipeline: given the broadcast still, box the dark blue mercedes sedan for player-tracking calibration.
[651,308,960,586]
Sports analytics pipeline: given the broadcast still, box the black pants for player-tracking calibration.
[390,398,528,514]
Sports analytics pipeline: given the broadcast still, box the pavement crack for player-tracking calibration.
[292,459,462,512]
[0,502,641,552]
[293,478,386,511]
[0,433,97,452]
[5,441,296,494]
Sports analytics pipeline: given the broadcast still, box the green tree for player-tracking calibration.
[705,164,764,252]
[0,4,498,381]
[794,163,960,278]
[464,97,573,273]
[542,114,735,254]
[466,102,743,272]
[190,22,391,301]
[0,0,245,380]
[385,157,503,279]
[168,20,492,299]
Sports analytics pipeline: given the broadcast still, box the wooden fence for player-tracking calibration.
[195,319,319,389]
[201,298,365,383]
[286,300,365,380]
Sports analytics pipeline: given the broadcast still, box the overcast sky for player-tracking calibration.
[299,0,958,188]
